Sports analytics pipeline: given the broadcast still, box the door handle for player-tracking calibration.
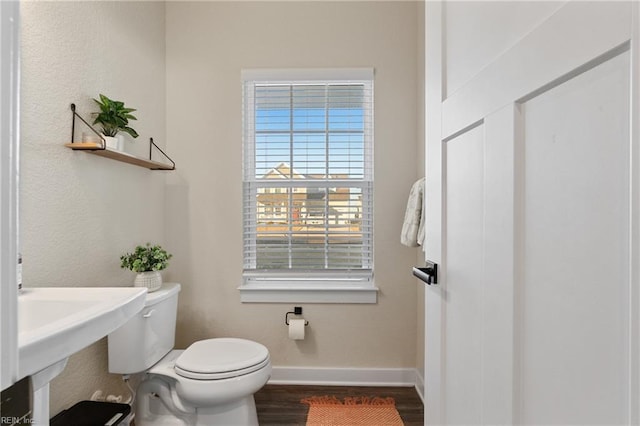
[413,260,438,285]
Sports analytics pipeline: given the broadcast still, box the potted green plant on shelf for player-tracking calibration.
[120,243,172,292]
[92,94,139,151]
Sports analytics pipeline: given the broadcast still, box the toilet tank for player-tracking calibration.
[108,282,181,374]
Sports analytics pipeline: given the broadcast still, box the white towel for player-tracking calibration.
[401,177,426,247]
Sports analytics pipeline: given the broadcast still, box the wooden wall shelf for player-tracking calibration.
[67,103,175,171]
[64,143,175,170]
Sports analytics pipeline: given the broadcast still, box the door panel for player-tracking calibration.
[444,125,485,424]
[441,1,631,140]
[520,51,630,424]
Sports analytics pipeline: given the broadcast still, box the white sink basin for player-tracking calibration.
[18,286,147,379]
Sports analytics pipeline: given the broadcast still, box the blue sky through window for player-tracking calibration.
[255,107,365,178]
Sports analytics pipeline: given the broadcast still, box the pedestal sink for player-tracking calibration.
[18,287,147,425]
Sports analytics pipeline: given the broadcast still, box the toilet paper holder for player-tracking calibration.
[285,307,309,326]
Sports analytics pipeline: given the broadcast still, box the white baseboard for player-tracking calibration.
[414,369,425,404]
[268,366,419,387]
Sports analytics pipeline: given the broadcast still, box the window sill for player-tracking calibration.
[238,283,378,304]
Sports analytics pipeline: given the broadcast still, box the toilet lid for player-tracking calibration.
[174,338,270,380]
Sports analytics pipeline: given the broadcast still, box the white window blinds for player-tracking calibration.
[242,69,374,285]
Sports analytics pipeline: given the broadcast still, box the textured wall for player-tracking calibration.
[20,1,166,416]
[165,1,421,369]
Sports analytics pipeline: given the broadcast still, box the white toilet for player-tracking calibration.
[108,283,271,426]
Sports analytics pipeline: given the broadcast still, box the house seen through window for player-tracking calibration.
[241,69,375,302]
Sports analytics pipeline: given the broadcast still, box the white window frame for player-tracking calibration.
[240,68,377,303]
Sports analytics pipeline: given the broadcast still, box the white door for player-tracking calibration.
[0,0,20,391]
[424,1,640,424]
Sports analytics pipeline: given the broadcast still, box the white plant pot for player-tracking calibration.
[134,271,162,292]
[103,135,124,151]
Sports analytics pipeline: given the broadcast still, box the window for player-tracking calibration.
[241,69,376,303]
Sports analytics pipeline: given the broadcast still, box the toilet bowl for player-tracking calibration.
[108,283,271,426]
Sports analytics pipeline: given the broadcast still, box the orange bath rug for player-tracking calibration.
[301,396,404,426]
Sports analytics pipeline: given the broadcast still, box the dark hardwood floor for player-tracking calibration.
[255,385,423,426]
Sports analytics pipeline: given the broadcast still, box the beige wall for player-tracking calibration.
[165,1,421,369]
[20,1,166,415]
[18,0,423,417]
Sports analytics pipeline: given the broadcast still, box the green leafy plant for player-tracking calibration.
[92,94,139,138]
[120,243,172,273]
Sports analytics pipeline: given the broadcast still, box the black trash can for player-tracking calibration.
[50,401,131,426]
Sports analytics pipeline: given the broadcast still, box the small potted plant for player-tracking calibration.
[120,243,172,292]
[92,94,139,151]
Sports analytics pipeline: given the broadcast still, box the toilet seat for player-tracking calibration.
[175,338,270,380]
